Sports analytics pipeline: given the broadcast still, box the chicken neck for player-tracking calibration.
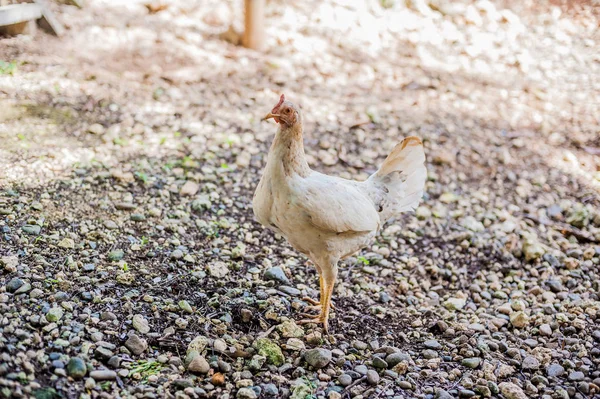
[267,123,311,178]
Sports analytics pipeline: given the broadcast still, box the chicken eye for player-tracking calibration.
[285,109,292,114]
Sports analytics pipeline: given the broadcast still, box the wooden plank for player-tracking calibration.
[242,0,265,50]
[0,4,42,27]
[34,0,65,37]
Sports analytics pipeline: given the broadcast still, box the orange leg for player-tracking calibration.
[298,266,337,334]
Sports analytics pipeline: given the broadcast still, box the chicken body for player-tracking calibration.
[253,95,427,332]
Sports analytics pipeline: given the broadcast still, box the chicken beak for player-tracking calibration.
[262,112,280,122]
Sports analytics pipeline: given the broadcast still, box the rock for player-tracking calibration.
[58,238,75,249]
[366,369,380,385]
[305,348,332,369]
[125,334,147,355]
[462,357,481,369]
[509,311,529,328]
[89,370,117,380]
[539,323,552,336]
[285,338,305,351]
[546,363,565,378]
[278,321,304,338]
[499,382,527,399]
[208,261,229,277]
[264,267,289,284]
[569,371,584,381]
[522,356,539,370]
[212,372,225,386]
[424,340,442,350]
[386,352,410,367]
[180,181,199,196]
[22,224,41,235]
[88,123,105,135]
[188,355,210,374]
[187,336,209,355]
[255,338,285,366]
[459,389,476,398]
[237,387,257,399]
[104,220,118,229]
[132,314,150,334]
[461,216,485,232]
[191,195,212,212]
[416,206,432,220]
[66,357,87,379]
[171,249,184,259]
[6,277,25,293]
[338,374,352,386]
[263,383,279,396]
[249,354,266,371]
[523,239,545,261]
[372,356,388,369]
[46,307,64,322]
[444,297,467,310]
[94,347,114,361]
[1,255,18,272]
[108,250,124,262]
[435,389,454,399]
[178,300,193,313]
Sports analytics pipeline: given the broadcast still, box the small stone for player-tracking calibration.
[212,372,225,386]
[171,249,184,259]
[509,311,529,328]
[108,250,124,262]
[132,314,150,334]
[285,338,305,351]
[305,348,332,369]
[338,374,352,387]
[546,363,565,377]
[188,355,210,374]
[58,238,75,249]
[424,340,442,350]
[279,320,304,338]
[539,324,552,336]
[187,336,209,354]
[191,195,212,212]
[94,347,114,361]
[22,224,41,235]
[255,338,285,366]
[459,389,476,398]
[208,261,229,277]
[66,357,87,379]
[522,356,540,370]
[125,334,147,355]
[399,381,412,389]
[178,300,193,313]
[523,239,545,261]
[6,277,25,293]
[264,267,289,284]
[372,356,388,369]
[355,365,368,375]
[462,357,481,369]
[499,382,527,399]
[46,307,64,322]
[569,371,584,381]
[366,369,380,385]
[236,388,257,399]
[87,370,116,382]
[104,220,118,229]
[263,383,279,396]
[180,181,199,196]
[386,352,410,367]
[1,255,18,272]
[249,354,266,371]
[88,123,105,135]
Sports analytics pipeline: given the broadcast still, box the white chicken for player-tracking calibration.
[253,94,427,332]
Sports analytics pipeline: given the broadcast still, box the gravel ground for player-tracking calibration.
[0,0,599,398]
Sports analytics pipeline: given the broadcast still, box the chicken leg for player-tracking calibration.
[298,264,338,333]
[301,273,336,313]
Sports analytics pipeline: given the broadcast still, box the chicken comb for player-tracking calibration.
[271,94,285,113]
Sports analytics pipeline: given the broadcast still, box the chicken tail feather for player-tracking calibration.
[366,136,427,223]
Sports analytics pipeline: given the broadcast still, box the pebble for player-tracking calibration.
[188,355,210,374]
[236,387,257,399]
[89,370,117,380]
[132,314,150,334]
[568,371,584,381]
[522,356,540,370]
[424,340,442,350]
[338,374,352,386]
[547,364,565,377]
[264,267,290,284]
[366,369,380,385]
[66,357,87,379]
[305,348,332,369]
[462,357,481,369]
[125,334,147,355]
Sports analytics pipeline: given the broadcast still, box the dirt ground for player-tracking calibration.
[0,0,599,398]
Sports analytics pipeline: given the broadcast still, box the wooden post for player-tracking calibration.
[243,0,265,51]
